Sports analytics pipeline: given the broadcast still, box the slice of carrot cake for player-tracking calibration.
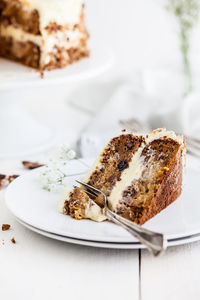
[59,128,186,225]
[0,0,89,70]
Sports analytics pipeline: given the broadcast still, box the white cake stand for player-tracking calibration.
[0,42,114,158]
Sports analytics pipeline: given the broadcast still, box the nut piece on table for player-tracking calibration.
[22,161,44,170]
[2,224,10,231]
[11,237,16,244]
[0,175,7,188]
[8,175,19,183]
[0,174,19,189]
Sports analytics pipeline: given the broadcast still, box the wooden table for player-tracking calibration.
[0,94,200,300]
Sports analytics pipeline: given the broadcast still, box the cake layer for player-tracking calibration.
[0,11,89,69]
[0,36,40,68]
[0,33,88,69]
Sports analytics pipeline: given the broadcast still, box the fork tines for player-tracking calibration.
[76,180,102,196]
[75,180,105,208]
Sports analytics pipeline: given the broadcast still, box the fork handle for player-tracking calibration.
[106,209,166,256]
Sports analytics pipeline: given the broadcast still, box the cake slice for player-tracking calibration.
[60,128,186,225]
[0,0,89,70]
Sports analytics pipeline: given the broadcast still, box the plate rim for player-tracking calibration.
[5,158,200,243]
[0,41,114,90]
[17,217,200,249]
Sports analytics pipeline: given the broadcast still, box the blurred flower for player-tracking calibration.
[40,144,77,192]
[58,143,76,160]
[167,0,200,96]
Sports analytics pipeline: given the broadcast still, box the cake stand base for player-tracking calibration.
[0,40,114,158]
[0,90,56,159]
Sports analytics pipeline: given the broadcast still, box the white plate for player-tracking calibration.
[5,158,200,244]
[17,218,200,249]
[0,40,114,90]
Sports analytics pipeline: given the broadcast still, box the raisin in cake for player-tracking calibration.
[59,128,186,225]
[0,0,89,70]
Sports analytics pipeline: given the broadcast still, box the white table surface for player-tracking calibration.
[1,92,200,300]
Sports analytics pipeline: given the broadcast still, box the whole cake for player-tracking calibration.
[0,0,89,70]
[59,128,186,225]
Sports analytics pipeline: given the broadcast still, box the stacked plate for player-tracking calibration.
[5,158,200,249]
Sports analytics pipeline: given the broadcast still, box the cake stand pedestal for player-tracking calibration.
[0,41,114,158]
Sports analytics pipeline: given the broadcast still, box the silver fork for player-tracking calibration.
[76,180,166,256]
[120,118,200,158]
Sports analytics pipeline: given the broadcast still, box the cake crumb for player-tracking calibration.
[8,175,19,183]
[0,174,19,189]
[22,161,44,170]
[0,174,7,188]
[11,237,16,244]
[2,224,10,231]
[40,71,44,79]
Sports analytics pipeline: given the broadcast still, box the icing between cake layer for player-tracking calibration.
[108,146,145,211]
[84,201,106,222]
[0,24,83,66]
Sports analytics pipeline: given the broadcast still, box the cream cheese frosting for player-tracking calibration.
[0,24,83,66]
[3,0,83,28]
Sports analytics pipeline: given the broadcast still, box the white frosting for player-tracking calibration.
[84,202,107,222]
[83,156,102,184]
[0,24,83,66]
[4,0,83,28]
[108,146,145,210]
[145,128,184,148]
[58,188,71,213]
